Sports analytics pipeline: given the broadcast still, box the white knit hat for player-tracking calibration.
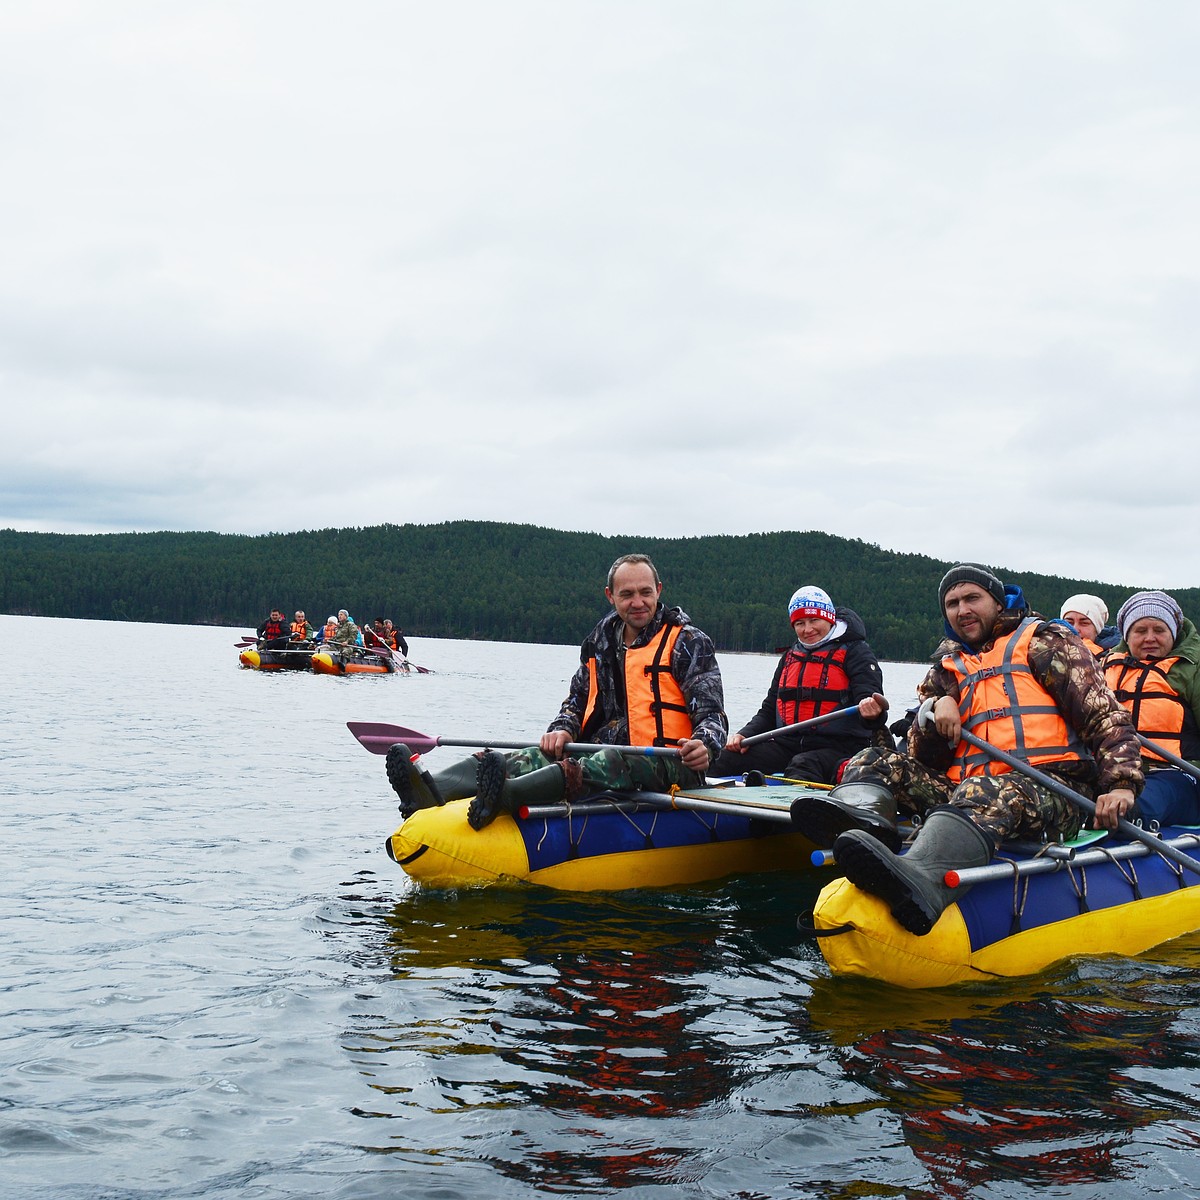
[1059,594,1108,634]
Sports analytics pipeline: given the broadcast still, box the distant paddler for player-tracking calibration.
[794,562,1145,935]
[385,552,728,830]
[290,610,314,643]
[331,609,361,647]
[256,607,291,650]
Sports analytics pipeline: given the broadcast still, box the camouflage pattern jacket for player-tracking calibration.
[909,607,1144,796]
[547,603,729,764]
[330,618,360,647]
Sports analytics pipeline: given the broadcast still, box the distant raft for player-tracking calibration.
[385,784,825,890]
[812,827,1200,988]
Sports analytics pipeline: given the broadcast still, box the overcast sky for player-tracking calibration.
[4,2,1198,590]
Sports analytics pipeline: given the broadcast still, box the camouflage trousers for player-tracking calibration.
[841,746,1085,843]
[501,746,705,799]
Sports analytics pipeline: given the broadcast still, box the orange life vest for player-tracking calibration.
[291,619,310,639]
[943,617,1088,782]
[1104,654,1186,763]
[582,623,694,747]
[775,643,852,727]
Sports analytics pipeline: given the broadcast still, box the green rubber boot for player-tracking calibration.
[468,754,567,831]
[386,745,482,819]
[832,806,993,936]
[790,780,901,851]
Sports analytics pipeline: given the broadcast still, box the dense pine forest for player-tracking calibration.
[0,522,1188,662]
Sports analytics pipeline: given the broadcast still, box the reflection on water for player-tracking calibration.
[329,876,831,1192]
[320,869,1200,1197]
[805,958,1200,1197]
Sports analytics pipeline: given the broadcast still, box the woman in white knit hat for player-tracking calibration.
[1102,590,1200,826]
[1059,593,1119,654]
[711,584,887,784]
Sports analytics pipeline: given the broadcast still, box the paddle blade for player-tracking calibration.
[346,721,438,755]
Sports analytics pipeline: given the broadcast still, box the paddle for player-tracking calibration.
[519,789,796,825]
[958,728,1200,880]
[237,636,312,649]
[361,632,432,674]
[739,700,881,748]
[347,720,683,758]
[1135,735,1200,783]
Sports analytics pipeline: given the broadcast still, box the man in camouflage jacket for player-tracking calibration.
[539,563,728,792]
[794,562,1144,935]
[386,554,728,830]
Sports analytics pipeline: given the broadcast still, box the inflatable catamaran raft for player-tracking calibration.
[811,826,1200,988]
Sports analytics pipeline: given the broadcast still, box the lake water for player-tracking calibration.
[3,614,1200,1199]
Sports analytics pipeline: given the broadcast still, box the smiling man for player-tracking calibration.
[385,552,728,830]
[791,562,1144,936]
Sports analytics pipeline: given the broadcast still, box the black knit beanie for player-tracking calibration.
[938,563,1006,611]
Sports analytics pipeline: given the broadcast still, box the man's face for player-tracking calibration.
[943,583,1003,644]
[606,563,662,635]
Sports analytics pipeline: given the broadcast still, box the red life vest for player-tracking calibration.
[943,618,1088,782]
[1104,654,1186,763]
[262,618,287,640]
[582,624,694,747]
[774,643,852,727]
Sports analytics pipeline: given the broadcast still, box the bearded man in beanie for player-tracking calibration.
[791,562,1144,935]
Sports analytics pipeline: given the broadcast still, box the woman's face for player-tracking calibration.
[1127,617,1175,661]
[1062,611,1098,641]
[793,617,834,646]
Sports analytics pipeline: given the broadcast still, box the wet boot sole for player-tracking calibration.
[833,833,938,936]
[386,744,439,819]
[468,750,508,831]
[791,795,901,852]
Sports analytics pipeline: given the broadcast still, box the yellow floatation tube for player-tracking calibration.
[814,828,1200,988]
[386,786,826,891]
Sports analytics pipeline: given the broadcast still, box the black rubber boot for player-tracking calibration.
[832,806,994,936]
[386,745,480,818]
[790,781,902,851]
[468,756,567,831]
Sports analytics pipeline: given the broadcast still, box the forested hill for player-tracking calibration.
[1,522,1189,662]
